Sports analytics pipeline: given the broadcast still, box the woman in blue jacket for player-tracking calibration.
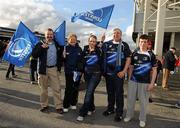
[63,33,82,112]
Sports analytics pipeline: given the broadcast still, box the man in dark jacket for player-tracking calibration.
[32,28,64,114]
[102,28,131,122]
[162,47,177,89]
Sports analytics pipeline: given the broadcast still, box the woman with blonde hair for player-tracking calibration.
[63,33,83,113]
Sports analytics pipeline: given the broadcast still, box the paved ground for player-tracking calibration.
[0,62,180,128]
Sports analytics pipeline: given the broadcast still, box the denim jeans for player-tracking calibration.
[79,72,101,116]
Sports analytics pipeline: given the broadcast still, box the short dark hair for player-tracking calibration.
[47,28,53,32]
[139,34,149,40]
[88,34,97,41]
[45,28,54,35]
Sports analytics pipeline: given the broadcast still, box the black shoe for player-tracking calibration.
[149,98,153,103]
[103,110,115,116]
[56,108,64,114]
[40,106,49,113]
[114,115,123,122]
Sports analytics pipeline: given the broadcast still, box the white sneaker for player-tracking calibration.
[139,121,146,127]
[175,103,180,109]
[124,117,131,122]
[30,81,35,84]
[77,116,84,121]
[87,111,92,116]
[70,105,77,110]
[63,108,69,113]
[87,110,95,116]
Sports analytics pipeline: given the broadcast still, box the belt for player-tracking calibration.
[46,65,56,68]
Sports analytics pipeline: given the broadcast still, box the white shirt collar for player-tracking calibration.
[113,40,122,44]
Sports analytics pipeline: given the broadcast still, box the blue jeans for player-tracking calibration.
[79,72,101,117]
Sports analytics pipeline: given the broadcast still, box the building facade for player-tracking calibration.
[133,0,180,56]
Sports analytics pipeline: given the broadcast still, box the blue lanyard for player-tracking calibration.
[116,42,122,66]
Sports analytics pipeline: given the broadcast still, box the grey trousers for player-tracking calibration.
[125,80,150,122]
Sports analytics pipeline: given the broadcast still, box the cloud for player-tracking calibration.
[0,0,136,50]
[123,25,136,50]
[0,0,63,32]
[125,25,133,37]
[0,0,103,46]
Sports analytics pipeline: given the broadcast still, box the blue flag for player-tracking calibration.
[3,21,39,67]
[71,4,114,29]
[54,21,66,46]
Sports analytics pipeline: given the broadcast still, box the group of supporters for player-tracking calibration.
[1,27,179,127]
[28,27,159,128]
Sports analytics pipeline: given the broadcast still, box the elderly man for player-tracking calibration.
[102,28,131,122]
[32,28,64,114]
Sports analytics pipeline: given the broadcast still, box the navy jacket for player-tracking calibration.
[64,43,82,74]
[32,41,64,75]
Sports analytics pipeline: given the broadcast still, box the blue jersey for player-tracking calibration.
[131,50,157,83]
[102,40,131,75]
[82,45,102,73]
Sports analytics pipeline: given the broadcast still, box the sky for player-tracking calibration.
[0,0,136,49]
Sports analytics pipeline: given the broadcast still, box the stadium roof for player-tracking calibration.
[0,27,44,40]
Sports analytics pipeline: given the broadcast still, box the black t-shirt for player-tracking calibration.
[131,50,157,83]
[102,40,131,74]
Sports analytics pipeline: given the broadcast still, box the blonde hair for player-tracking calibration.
[68,33,77,41]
